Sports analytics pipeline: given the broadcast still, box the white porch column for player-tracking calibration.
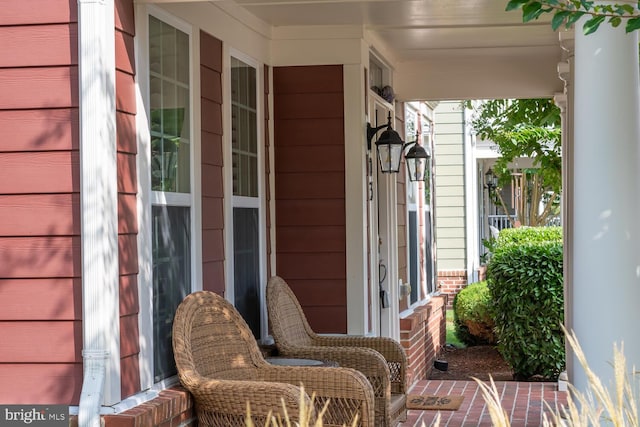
[572,21,640,393]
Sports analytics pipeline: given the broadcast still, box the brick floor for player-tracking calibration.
[400,380,567,427]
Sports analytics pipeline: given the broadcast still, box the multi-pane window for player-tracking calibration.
[231,56,262,339]
[148,15,191,382]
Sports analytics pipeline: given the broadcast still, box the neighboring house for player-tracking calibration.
[1,0,635,425]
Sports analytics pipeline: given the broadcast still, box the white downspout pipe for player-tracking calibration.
[77,0,120,425]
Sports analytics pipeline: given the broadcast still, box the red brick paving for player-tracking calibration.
[400,380,567,427]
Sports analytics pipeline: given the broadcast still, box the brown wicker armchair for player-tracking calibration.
[172,290,375,427]
[266,276,408,427]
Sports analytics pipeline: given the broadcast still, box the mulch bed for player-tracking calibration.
[428,345,514,381]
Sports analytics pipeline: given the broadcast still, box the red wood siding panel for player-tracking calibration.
[0,194,80,236]
[0,237,81,278]
[0,279,81,321]
[0,24,77,68]
[115,0,140,399]
[0,3,83,405]
[0,152,79,194]
[0,321,82,362]
[0,67,78,109]
[120,354,140,399]
[115,0,135,36]
[274,65,346,333]
[0,109,79,152]
[2,0,76,26]
[200,31,225,291]
[0,364,82,404]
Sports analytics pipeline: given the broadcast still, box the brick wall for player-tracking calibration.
[437,270,467,309]
[69,386,196,426]
[399,295,447,387]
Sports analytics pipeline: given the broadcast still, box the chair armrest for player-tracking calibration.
[258,365,375,427]
[188,377,308,420]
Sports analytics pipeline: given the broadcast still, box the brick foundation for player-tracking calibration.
[69,386,196,427]
[399,295,447,387]
[437,270,468,309]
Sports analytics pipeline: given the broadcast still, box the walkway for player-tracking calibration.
[400,380,567,427]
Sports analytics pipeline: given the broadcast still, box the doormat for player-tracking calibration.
[406,394,464,411]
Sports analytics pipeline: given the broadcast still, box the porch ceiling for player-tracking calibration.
[152,0,567,99]
[232,0,566,99]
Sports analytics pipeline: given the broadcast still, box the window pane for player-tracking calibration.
[152,206,191,382]
[149,16,190,193]
[233,208,260,338]
[231,57,257,198]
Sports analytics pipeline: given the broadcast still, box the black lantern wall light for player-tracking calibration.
[366,112,430,182]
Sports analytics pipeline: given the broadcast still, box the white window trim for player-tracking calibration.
[223,47,269,339]
[135,4,201,393]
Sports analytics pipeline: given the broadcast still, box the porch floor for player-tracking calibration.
[399,379,567,427]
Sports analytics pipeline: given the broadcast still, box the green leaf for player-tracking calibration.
[583,15,606,35]
[626,17,640,32]
[505,0,530,11]
[566,10,587,27]
[551,10,571,30]
[610,16,622,28]
[522,1,543,21]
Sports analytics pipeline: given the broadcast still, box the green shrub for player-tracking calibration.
[487,233,564,380]
[495,226,562,247]
[453,281,496,346]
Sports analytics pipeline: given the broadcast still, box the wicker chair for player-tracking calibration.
[172,290,375,427]
[266,276,408,427]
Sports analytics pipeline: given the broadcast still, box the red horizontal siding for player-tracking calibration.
[0,364,82,405]
[118,193,138,234]
[274,118,344,146]
[273,65,343,94]
[0,321,82,362]
[119,274,138,317]
[2,0,76,26]
[0,237,81,278]
[0,67,78,109]
[118,234,139,276]
[115,0,135,36]
[275,145,345,172]
[276,253,346,280]
[0,278,81,320]
[0,109,79,152]
[116,70,136,114]
[0,194,80,236]
[275,200,345,226]
[115,30,135,75]
[277,226,346,253]
[120,315,140,357]
[201,197,224,230]
[275,172,345,199]
[201,131,223,166]
[202,230,225,263]
[0,151,79,194]
[117,152,137,194]
[201,66,222,104]
[202,261,225,294]
[201,164,224,197]
[120,354,140,399]
[117,111,137,154]
[274,93,344,119]
[0,24,77,67]
[201,99,223,134]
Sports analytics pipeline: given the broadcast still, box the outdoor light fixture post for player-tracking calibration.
[366,113,430,181]
[485,168,497,194]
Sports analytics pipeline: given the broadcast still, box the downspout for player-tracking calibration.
[77,0,119,426]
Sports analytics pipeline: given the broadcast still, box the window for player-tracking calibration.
[148,14,192,382]
[230,55,262,339]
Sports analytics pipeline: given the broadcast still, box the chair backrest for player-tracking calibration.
[172,290,265,384]
[266,276,315,347]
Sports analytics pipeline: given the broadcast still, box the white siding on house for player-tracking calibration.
[434,101,466,272]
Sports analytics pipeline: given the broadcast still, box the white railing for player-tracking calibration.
[488,215,512,231]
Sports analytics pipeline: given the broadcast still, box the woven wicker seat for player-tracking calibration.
[266,276,408,427]
[172,290,375,427]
